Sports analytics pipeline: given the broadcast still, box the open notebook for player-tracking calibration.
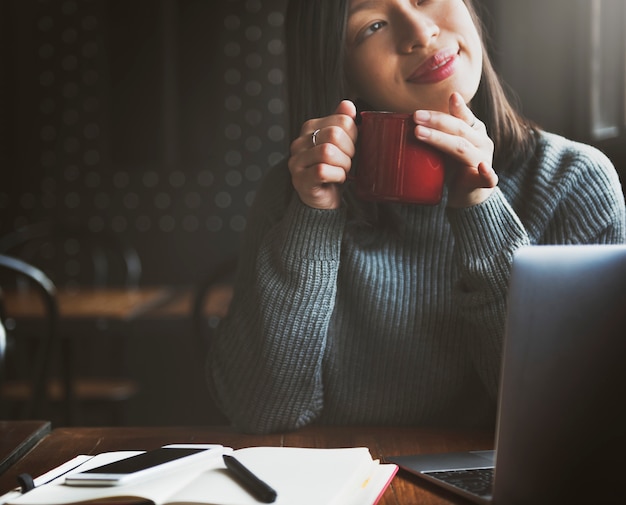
[8,445,397,505]
[388,245,626,505]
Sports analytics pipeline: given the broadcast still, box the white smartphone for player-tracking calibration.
[64,444,222,486]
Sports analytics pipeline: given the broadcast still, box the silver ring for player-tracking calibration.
[311,128,321,147]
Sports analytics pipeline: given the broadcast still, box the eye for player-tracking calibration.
[360,20,387,40]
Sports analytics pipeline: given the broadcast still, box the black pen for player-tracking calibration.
[222,454,277,503]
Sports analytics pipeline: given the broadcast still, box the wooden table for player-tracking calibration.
[3,287,180,323]
[0,425,493,504]
[141,285,232,320]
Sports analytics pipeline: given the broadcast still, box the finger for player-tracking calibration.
[289,142,353,181]
[299,100,358,142]
[414,122,481,162]
[333,99,359,144]
[477,161,498,188]
[290,160,350,206]
[334,99,357,119]
[294,113,358,157]
[292,125,357,160]
[448,92,478,128]
[457,162,498,189]
[319,124,358,157]
[298,163,349,187]
[414,108,482,139]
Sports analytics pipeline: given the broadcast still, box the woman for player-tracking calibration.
[207,0,625,434]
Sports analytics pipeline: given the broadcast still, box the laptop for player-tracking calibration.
[387,244,626,505]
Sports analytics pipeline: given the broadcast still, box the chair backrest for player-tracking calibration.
[0,254,59,418]
[0,220,141,289]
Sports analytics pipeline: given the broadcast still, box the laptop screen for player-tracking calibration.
[388,245,626,505]
[494,245,626,505]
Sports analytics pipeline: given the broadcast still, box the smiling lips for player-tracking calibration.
[407,49,459,85]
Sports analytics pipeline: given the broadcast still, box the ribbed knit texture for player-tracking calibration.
[208,131,626,434]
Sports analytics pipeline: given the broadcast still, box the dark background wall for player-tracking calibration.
[1,0,289,286]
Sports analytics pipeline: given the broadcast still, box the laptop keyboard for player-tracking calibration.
[426,468,494,499]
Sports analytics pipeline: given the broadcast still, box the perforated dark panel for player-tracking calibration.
[1,0,288,284]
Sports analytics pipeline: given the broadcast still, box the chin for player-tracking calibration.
[405,90,458,113]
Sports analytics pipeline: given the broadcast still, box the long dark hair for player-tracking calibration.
[285,0,350,141]
[284,0,537,228]
[463,0,538,168]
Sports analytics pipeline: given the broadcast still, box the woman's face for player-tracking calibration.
[344,0,483,113]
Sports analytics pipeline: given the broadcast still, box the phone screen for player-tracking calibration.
[80,448,205,475]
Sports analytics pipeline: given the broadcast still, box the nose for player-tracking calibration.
[396,8,440,52]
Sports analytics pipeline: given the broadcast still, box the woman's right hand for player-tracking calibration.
[288,100,358,209]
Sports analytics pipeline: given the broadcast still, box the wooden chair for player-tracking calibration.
[0,220,140,425]
[0,254,60,420]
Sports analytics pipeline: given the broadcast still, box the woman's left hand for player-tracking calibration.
[413,92,498,208]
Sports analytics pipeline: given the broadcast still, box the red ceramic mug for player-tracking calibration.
[354,111,445,205]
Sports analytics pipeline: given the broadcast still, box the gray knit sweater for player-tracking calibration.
[208,131,626,434]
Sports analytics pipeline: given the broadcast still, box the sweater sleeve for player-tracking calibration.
[446,189,529,398]
[445,134,626,398]
[207,166,347,433]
